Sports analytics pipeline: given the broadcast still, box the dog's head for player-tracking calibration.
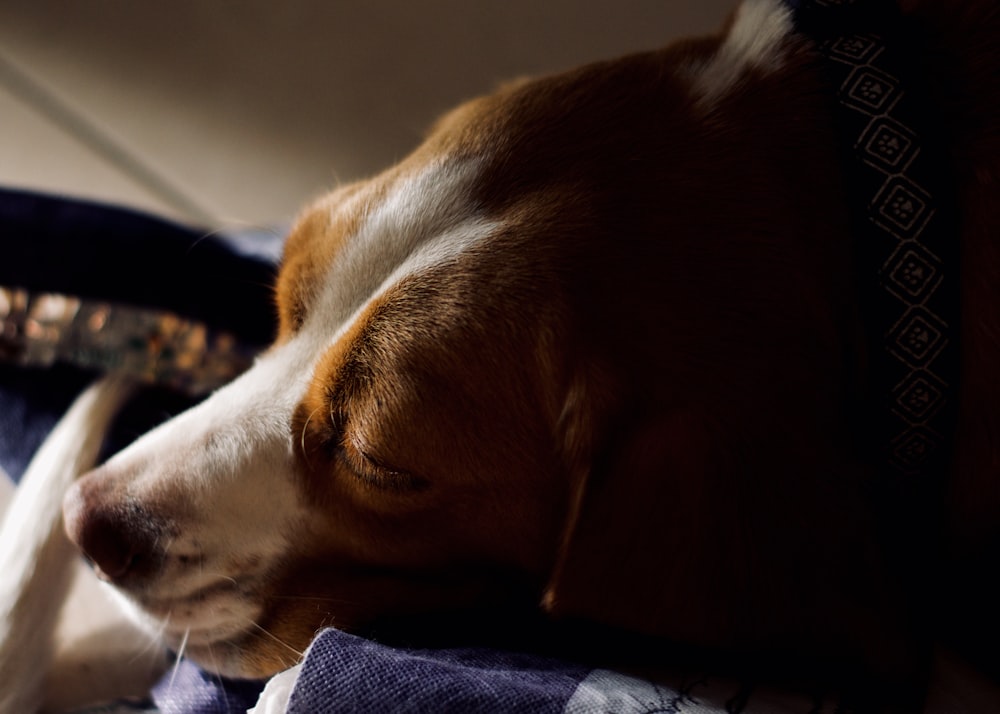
[62,71,643,677]
[63,0,909,682]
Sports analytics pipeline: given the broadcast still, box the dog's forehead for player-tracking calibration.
[277,154,501,363]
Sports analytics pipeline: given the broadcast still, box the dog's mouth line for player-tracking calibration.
[129,576,264,634]
[132,570,255,606]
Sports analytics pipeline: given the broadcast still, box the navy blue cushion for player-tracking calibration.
[0,188,278,481]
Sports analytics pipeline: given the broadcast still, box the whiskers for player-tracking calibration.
[153,583,345,682]
[247,621,306,661]
[215,573,239,588]
[240,595,337,669]
[298,406,324,469]
[187,223,287,275]
[166,624,191,691]
[239,592,362,668]
[161,620,224,701]
[128,613,173,668]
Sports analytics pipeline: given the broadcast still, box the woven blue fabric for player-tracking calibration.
[151,660,264,714]
[287,629,591,714]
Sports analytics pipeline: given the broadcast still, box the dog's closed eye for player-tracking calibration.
[338,435,427,493]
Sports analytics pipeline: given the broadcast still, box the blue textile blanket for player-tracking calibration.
[281,629,823,714]
[150,628,848,714]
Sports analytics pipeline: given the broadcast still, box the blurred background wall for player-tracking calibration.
[0,1,735,231]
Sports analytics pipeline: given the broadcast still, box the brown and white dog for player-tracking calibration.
[1,0,997,710]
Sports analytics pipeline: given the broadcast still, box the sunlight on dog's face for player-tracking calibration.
[64,87,582,678]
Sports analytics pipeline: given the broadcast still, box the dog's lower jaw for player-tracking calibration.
[173,617,309,681]
[166,635,275,680]
[108,574,297,680]
[123,603,284,680]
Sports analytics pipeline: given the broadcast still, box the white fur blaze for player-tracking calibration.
[306,157,497,342]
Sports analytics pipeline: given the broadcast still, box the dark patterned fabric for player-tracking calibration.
[788,0,960,478]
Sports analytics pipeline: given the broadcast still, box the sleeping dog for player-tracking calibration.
[1,0,997,710]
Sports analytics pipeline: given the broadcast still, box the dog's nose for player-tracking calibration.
[63,471,157,582]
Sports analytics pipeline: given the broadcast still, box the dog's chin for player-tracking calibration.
[163,635,261,679]
[105,580,279,679]
[159,620,256,674]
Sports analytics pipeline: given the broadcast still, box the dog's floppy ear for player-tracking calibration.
[541,405,922,680]
[542,408,744,647]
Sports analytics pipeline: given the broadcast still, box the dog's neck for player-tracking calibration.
[788,0,961,479]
